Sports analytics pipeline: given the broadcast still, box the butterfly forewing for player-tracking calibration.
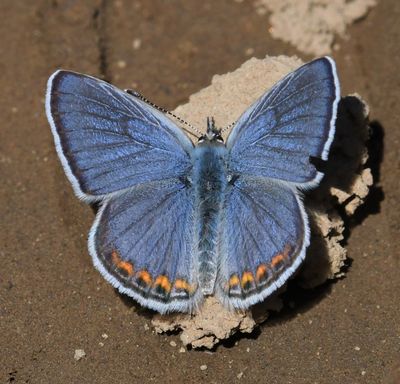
[226,57,340,187]
[46,70,193,201]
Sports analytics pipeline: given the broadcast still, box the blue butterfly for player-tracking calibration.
[46,57,340,314]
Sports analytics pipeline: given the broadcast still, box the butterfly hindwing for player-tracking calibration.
[46,70,193,201]
[216,176,308,309]
[226,57,340,187]
[89,179,201,314]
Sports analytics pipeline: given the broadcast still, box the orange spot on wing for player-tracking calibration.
[175,279,192,293]
[118,261,134,276]
[256,264,268,281]
[137,270,152,286]
[271,245,293,267]
[111,250,134,276]
[229,274,240,288]
[271,254,285,267]
[154,275,172,293]
[241,271,254,288]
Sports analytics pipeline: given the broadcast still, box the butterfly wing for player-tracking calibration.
[217,58,340,308]
[46,71,200,313]
[89,178,201,314]
[226,57,340,187]
[216,176,308,309]
[46,70,193,201]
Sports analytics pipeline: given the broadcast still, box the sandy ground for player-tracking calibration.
[1,1,399,383]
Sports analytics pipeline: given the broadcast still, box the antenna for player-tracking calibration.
[221,120,236,133]
[125,89,202,138]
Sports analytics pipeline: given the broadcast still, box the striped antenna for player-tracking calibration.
[125,89,202,138]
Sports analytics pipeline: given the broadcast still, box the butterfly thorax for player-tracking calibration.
[192,140,228,295]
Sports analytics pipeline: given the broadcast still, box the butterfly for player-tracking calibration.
[46,57,340,314]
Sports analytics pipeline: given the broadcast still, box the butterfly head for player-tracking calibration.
[198,117,223,144]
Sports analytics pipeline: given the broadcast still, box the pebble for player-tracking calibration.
[237,372,244,379]
[101,333,108,339]
[74,349,86,361]
[132,38,142,50]
[200,365,207,371]
[117,60,127,69]
[170,341,177,347]
[354,346,361,351]
[245,47,255,56]
[179,347,186,353]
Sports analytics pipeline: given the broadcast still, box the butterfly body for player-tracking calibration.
[46,57,340,313]
[192,133,229,294]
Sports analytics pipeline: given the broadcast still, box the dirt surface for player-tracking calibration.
[1,1,399,383]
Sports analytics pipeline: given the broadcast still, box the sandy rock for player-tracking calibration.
[151,55,372,349]
[153,297,255,349]
[254,0,376,55]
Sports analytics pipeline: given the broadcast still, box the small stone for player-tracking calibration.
[354,346,361,351]
[361,370,366,376]
[132,38,142,50]
[246,347,250,352]
[237,372,244,379]
[179,347,186,353]
[117,60,127,69]
[74,349,86,361]
[170,341,177,347]
[101,333,108,339]
[99,342,104,347]
[143,323,150,331]
[200,365,207,371]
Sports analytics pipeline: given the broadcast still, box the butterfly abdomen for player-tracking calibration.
[192,142,228,295]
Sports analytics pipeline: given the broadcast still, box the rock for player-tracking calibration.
[253,0,377,55]
[74,349,86,361]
